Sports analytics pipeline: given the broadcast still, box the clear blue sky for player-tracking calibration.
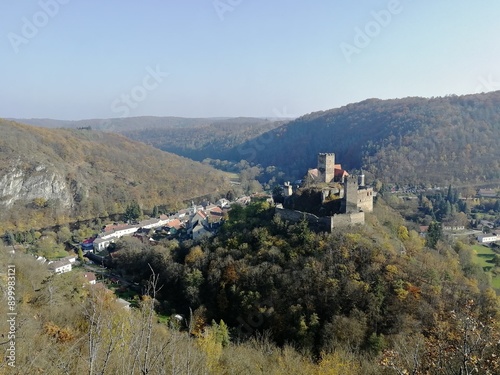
[1,0,500,120]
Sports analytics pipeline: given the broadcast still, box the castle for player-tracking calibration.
[276,153,374,231]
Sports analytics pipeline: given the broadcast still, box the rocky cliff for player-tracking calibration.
[0,119,231,231]
[0,163,72,209]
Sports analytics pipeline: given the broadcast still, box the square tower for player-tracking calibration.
[317,153,335,183]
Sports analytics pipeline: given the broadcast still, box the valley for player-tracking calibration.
[3,92,500,374]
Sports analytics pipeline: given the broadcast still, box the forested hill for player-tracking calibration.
[11,116,225,131]
[227,91,500,185]
[15,116,287,162]
[0,119,231,231]
[121,117,286,161]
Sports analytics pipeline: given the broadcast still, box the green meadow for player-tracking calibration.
[472,244,500,290]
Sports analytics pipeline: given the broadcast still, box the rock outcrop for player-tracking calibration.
[0,163,72,209]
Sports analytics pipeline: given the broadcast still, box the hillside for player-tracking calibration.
[0,119,231,231]
[11,116,224,131]
[226,91,500,185]
[15,116,286,162]
[121,117,286,161]
[2,200,499,374]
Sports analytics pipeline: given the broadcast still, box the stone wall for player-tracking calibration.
[330,212,365,229]
[275,207,365,232]
[357,187,374,212]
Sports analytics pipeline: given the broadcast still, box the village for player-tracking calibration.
[21,192,271,311]
[32,152,500,307]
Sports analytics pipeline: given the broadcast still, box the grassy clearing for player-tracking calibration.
[472,244,500,290]
[223,171,240,181]
[472,244,496,266]
[491,275,500,290]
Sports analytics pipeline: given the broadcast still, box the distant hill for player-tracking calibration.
[12,116,227,132]
[0,119,231,231]
[15,116,287,162]
[121,117,286,161]
[225,92,500,185]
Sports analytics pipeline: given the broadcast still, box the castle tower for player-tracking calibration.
[341,175,359,213]
[358,170,365,187]
[284,182,293,197]
[317,153,335,183]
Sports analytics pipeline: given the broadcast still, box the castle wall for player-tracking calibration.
[330,212,365,229]
[275,207,365,232]
[275,207,325,227]
[357,187,374,212]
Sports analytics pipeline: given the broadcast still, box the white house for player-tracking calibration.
[93,224,140,251]
[477,234,498,243]
[93,237,114,252]
[83,272,97,285]
[192,222,213,241]
[48,260,72,274]
[443,224,466,231]
[139,217,170,230]
[62,255,77,263]
[115,298,131,310]
[216,198,230,208]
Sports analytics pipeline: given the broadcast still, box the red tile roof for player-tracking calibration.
[334,168,348,178]
[209,206,223,215]
[196,211,207,219]
[167,219,182,229]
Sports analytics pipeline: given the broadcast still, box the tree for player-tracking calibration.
[4,231,15,246]
[152,205,159,218]
[226,190,235,201]
[272,185,284,204]
[124,201,142,222]
[494,200,500,213]
[426,221,442,248]
[78,247,84,262]
[57,226,72,244]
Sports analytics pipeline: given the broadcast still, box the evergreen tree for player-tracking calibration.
[426,221,442,248]
[226,190,235,201]
[124,201,142,222]
[494,200,500,213]
[4,231,15,246]
[447,185,453,202]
